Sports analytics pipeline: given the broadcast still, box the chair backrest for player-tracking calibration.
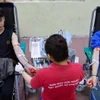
[88,6,100,46]
[0,3,15,31]
[93,7,100,34]
[0,2,20,42]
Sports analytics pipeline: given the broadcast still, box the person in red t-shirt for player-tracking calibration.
[15,34,84,100]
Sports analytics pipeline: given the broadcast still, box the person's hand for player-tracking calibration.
[15,62,24,74]
[87,76,97,88]
[24,63,37,75]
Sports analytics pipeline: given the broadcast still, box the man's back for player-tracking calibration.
[31,61,84,100]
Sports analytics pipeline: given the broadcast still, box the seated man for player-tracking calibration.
[87,31,100,88]
[0,8,36,100]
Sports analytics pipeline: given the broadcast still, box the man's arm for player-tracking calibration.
[87,48,99,87]
[12,32,36,74]
[92,48,99,76]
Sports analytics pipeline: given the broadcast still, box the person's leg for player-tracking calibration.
[1,74,14,100]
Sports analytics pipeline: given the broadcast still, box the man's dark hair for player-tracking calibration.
[45,34,69,62]
[0,8,4,18]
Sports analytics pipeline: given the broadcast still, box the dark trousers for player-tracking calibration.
[0,74,14,100]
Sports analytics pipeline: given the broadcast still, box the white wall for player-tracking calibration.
[14,0,100,37]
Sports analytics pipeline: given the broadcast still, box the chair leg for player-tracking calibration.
[14,72,20,100]
[13,72,28,100]
[23,79,28,100]
[0,94,2,100]
[0,87,2,100]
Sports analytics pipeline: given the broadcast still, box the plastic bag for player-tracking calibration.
[63,30,72,46]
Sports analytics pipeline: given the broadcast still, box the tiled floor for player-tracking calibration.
[20,36,90,100]
[76,87,90,100]
[19,84,90,100]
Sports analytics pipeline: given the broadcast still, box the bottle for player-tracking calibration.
[36,59,42,70]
